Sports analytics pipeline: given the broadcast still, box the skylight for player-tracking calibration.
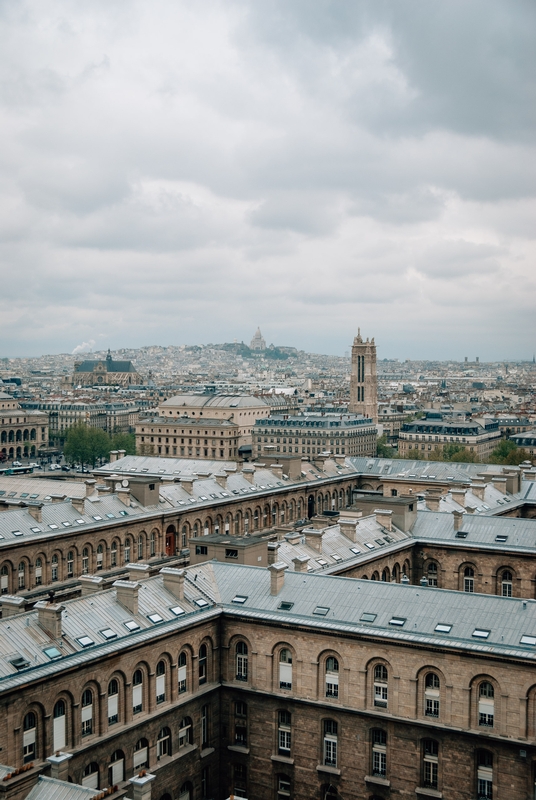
[62,522,70,527]
[278,601,294,611]
[435,623,452,634]
[12,530,23,536]
[330,554,342,562]
[30,527,41,533]
[350,547,360,555]
[194,598,209,607]
[43,647,62,660]
[106,513,115,519]
[520,635,536,646]
[313,606,330,616]
[171,606,185,616]
[93,515,103,521]
[455,531,468,539]
[124,620,140,631]
[364,543,375,550]
[100,629,117,640]
[389,616,406,627]
[148,613,163,624]
[232,595,248,605]
[75,519,85,525]
[360,613,376,623]
[495,535,508,543]
[472,629,490,639]
[77,636,94,648]
[316,559,328,567]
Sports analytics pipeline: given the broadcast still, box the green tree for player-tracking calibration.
[64,424,113,468]
[110,432,136,455]
[405,448,425,460]
[490,440,530,466]
[376,435,397,459]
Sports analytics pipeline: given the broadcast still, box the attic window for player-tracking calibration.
[124,620,140,632]
[364,543,375,550]
[472,629,490,639]
[48,524,58,530]
[278,601,294,611]
[225,549,238,559]
[75,519,86,525]
[43,646,62,660]
[100,629,117,640]
[435,623,452,634]
[30,494,39,499]
[232,595,248,604]
[455,531,468,539]
[93,515,103,521]
[375,539,385,547]
[12,530,23,536]
[106,513,115,519]
[330,553,343,562]
[350,547,360,555]
[118,510,128,516]
[317,559,328,567]
[520,635,536,646]
[148,613,164,624]
[195,598,209,608]
[30,527,41,533]
[360,613,376,623]
[171,606,185,616]
[77,636,94,648]
[20,493,29,499]
[313,606,330,616]
[495,535,508,543]
[10,655,29,670]
[389,616,406,627]
[62,521,71,527]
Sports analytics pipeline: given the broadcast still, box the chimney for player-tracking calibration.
[80,575,105,596]
[242,466,255,483]
[214,473,227,488]
[27,503,43,523]
[49,494,66,504]
[450,488,467,508]
[129,772,156,800]
[453,510,465,531]
[270,464,284,480]
[292,555,309,573]
[425,492,441,512]
[160,567,185,599]
[270,562,287,595]
[117,486,131,507]
[85,479,97,496]
[114,580,139,614]
[339,517,359,543]
[0,595,26,616]
[35,601,64,639]
[374,509,393,531]
[267,542,280,566]
[47,752,72,782]
[129,563,151,581]
[117,449,126,460]
[491,476,508,494]
[501,466,521,494]
[70,496,85,514]
[180,476,196,494]
[471,482,486,501]
[97,485,111,497]
[109,450,118,463]
[303,528,324,552]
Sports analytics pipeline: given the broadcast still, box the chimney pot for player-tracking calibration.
[160,567,185,600]
[28,503,43,523]
[113,580,139,614]
[269,562,287,595]
[292,555,309,573]
[35,601,64,638]
[80,575,105,595]
[0,595,26,616]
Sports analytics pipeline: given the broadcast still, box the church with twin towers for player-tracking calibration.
[349,328,378,423]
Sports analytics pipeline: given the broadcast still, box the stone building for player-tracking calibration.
[72,351,141,387]
[253,414,377,460]
[2,561,536,799]
[0,393,49,461]
[398,415,502,461]
[135,417,240,461]
[348,331,378,423]
[250,327,266,351]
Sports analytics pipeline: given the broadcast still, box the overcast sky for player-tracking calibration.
[1,0,535,361]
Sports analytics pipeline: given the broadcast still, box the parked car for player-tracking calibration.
[61,465,70,472]
[12,461,22,466]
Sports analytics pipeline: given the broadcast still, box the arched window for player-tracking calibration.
[279,649,292,690]
[133,738,149,771]
[381,568,389,583]
[156,660,166,704]
[425,673,440,717]
[67,551,74,577]
[82,548,89,575]
[34,559,42,587]
[478,682,494,727]
[96,544,103,570]
[137,535,144,560]
[236,641,248,681]
[81,689,93,736]
[53,699,66,751]
[18,562,25,589]
[372,729,387,777]
[464,566,474,593]
[157,727,171,760]
[427,562,438,587]
[124,538,131,564]
[374,665,388,708]
[323,720,338,767]
[178,717,192,748]
[179,782,193,800]
[423,739,439,789]
[371,572,379,581]
[23,712,36,763]
[133,669,143,714]
[51,555,58,583]
[111,541,118,567]
[199,644,208,685]
[82,762,99,790]
[325,657,339,698]
[178,651,187,693]
[108,679,119,725]
[181,525,188,548]
[150,531,156,557]
[109,750,124,785]
[477,750,493,799]
[501,570,513,597]
[278,710,291,756]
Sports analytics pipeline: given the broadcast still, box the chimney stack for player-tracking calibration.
[214,473,227,488]
[80,575,105,596]
[109,450,118,463]
[85,479,97,496]
[47,753,72,782]
[450,488,467,508]
[374,509,393,531]
[491,476,508,494]
[27,503,43,523]
[70,496,85,514]
[129,563,151,581]
[0,595,26,616]
[242,466,255,483]
[160,568,186,600]
[35,601,64,639]
[180,476,196,494]
[471,482,486,501]
[292,555,309,573]
[270,464,284,480]
[117,486,131,506]
[267,542,280,566]
[452,509,465,531]
[339,517,359,543]
[270,562,287,595]
[129,773,156,800]
[303,527,324,552]
[117,449,126,460]
[114,580,139,614]
[425,492,441,513]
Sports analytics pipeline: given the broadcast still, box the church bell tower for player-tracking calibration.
[349,330,378,422]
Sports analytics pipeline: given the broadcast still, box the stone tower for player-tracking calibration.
[349,329,378,422]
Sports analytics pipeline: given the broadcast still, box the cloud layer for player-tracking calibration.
[0,0,535,359]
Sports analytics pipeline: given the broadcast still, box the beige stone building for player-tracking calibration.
[0,392,49,461]
[348,330,378,423]
[71,351,141,387]
[253,413,377,460]
[398,416,502,461]
[136,417,240,460]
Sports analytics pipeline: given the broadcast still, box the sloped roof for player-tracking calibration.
[25,776,97,800]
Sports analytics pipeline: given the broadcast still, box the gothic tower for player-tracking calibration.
[349,329,378,422]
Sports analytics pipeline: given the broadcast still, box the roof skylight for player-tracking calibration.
[124,620,140,631]
[389,616,406,627]
[360,613,376,623]
[77,636,94,648]
[313,606,330,616]
[148,613,164,624]
[472,629,490,639]
[101,629,117,640]
[434,623,452,633]
[232,595,248,605]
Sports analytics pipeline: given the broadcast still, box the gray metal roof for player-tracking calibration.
[160,393,269,409]
[25,776,97,800]
[0,477,90,503]
[412,510,536,552]
[347,456,508,483]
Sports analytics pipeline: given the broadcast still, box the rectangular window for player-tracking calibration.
[201,705,209,747]
[108,694,118,725]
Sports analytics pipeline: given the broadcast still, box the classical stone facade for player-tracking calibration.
[72,351,141,387]
[253,414,377,460]
[0,393,49,461]
[398,416,502,461]
[136,417,240,461]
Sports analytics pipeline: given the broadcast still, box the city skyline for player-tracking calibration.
[1,1,535,360]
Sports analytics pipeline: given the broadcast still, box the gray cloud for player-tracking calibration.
[0,0,534,360]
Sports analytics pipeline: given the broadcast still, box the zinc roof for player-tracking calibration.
[0,477,90,503]
[25,776,97,800]
[412,510,536,552]
[160,394,269,409]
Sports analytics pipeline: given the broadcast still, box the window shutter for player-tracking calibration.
[111,759,124,784]
[279,663,292,683]
[133,747,148,771]
[81,705,93,722]
[53,716,66,751]
[178,666,187,683]
[477,766,493,782]
[478,699,494,714]
[156,675,165,698]
[108,695,118,718]
[82,772,99,789]
[23,729,36,747]
[133,685,142,708]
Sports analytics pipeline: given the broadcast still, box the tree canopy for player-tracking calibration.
[64,425,135,467]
